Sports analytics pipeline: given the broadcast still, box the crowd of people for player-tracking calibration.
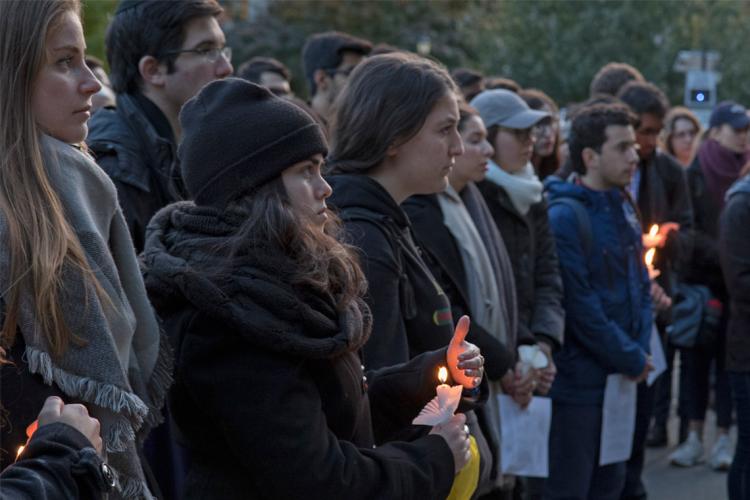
[1,0,749,499]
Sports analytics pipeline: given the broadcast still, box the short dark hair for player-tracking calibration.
[458,101,479,132]
[84,55,106,71]
[452,68,484,89]
[616,80,670,121]
[485,76,520,93]
[106,0,223,94]
[236,57,290,84]
[568,103,635,174]
[519,88,559,115]
[589,62,644,97]
[327,52,457,175]
[301,31,372,96]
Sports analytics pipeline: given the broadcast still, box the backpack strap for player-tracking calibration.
[548,197,593,258]
[338,206,417,319]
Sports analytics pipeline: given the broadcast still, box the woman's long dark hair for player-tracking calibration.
[326,52,457,174]
[225,179,366,310]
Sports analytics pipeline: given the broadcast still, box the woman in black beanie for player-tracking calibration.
[142,78,485,499]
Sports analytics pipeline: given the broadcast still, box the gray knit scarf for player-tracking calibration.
[0,135,172,499]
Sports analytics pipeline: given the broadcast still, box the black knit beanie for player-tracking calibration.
[179,78,328,208]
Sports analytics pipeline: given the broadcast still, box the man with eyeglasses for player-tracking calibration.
[301,31,372,127]
[87,0,233,253]
[86,2,232,499]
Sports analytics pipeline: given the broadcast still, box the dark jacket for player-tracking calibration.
[720,175,750,372]
[476,180,564,348]
[327,175,457,369]
[635,151,694,297]
[685,157,729,300]
[142,202,456,500]
[402,193,518,381]
[0,423,113,499]
[1,334,69,472]
[546,178,652,405]
[87,93,183,252]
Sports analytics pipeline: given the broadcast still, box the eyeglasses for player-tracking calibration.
[673,129,697,140]
[324,65,356,79]
[163,46,232,63]
[499,126,539,142]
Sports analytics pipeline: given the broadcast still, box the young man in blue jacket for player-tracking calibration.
[544,103,654,500]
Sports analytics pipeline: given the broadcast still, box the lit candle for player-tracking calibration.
[643,224,660,249]
[16,445,24,460]
[413,366,463,426]
[436,366,451,410]
[645,247,660,280]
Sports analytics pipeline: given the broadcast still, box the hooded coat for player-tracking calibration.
[545,178,652,405]
[142,202,456,500]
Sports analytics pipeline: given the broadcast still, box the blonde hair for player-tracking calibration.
[0,0,104,358]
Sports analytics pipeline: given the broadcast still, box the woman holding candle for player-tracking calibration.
[0,1,171,497]
[403,103,547,494]
[326,53,495,491]
[143,78,485,499]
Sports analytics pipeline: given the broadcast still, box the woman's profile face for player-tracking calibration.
[31,10,100,144]
[281,153,332,229]
[452,115,493,187]
[386,92,464,198]
[669,117,698,163]
[712,123,749,154]
[492,125,536,174]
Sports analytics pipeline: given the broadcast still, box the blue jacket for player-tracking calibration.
[546,178,652,405]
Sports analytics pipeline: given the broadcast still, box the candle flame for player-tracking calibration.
[649,224,659,237]
[16,445,24,459]
[645,247,656,266]
[438,366,448,384]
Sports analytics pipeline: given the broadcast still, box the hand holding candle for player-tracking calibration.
[642,222,680,249]
[447,315,484,389]
[645,248,661,280]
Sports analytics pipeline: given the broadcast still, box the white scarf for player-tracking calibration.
[485,160,543,216]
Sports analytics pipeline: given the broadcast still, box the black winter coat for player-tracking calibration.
[635,151,694,297]
[403,193,518,381]
[87,93,183,252]
[686,158,727,299]
[477,180,564,348]
[720,175,750,372]
[143,203,456,500]
[0,423,112,499]
[327,175,458,369]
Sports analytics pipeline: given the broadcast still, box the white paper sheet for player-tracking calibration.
[647,323,667,386]
[498,395,552,478]
[599,374,637,466]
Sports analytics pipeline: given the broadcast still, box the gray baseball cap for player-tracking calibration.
[470,89,550,129]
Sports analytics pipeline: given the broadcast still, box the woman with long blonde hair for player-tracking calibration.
[0,1,171,497]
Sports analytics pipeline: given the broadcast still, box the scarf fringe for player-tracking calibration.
[109,465,149,499]
[143,330,174,429]
[24,346,149,425]
[104,416,137,453]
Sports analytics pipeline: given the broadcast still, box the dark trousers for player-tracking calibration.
[544,402,626,500]
[651,342,689,429]
[729,372,750,500]
[620,382,652,500]
[683,333,733,428]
